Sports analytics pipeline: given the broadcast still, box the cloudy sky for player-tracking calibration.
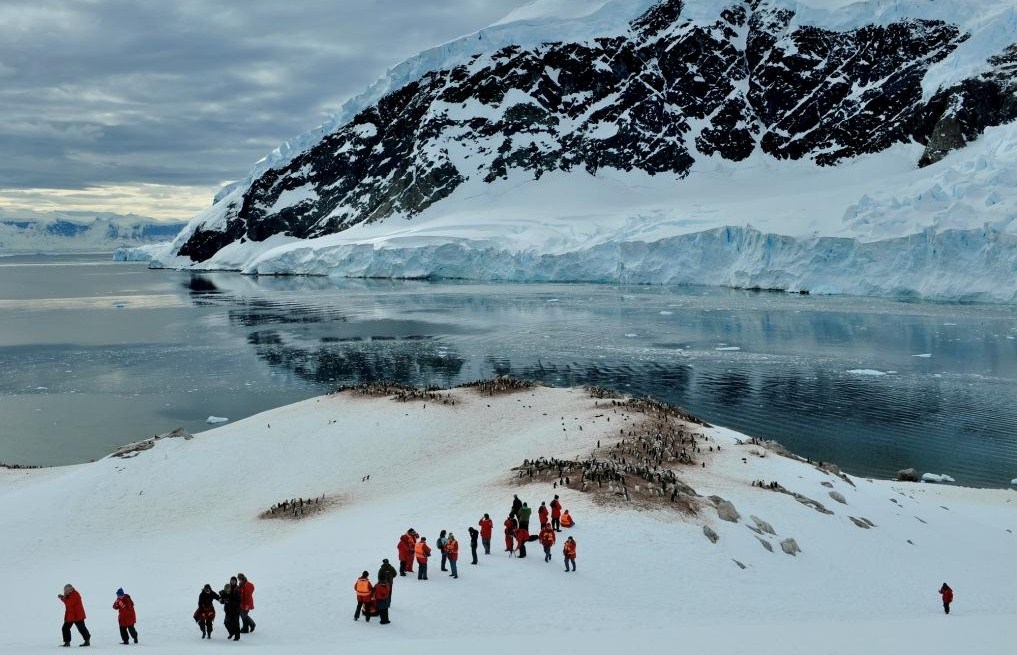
[0,0,528,220]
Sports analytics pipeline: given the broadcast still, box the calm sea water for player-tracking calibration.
[1,254,1016,487]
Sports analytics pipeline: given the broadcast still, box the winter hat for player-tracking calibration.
[382,558,389,564]
[116,588,124,597]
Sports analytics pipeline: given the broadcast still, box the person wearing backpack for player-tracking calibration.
[436,530,449,572]
[354,572,373,621]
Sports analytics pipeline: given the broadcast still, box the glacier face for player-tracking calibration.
[0,211,186,255]
[149,0,1017,302]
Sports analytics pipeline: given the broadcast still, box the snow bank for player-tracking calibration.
[1,384,1014,654]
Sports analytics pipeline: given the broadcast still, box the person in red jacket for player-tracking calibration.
[237,573,255,633]
[397,533,413,576]
[373,581,392,625]
[112,588,138,645]
[445,533,460,578]
[563,536,577,572]
[415,537,432,580]
[539,524,557,562]
[58,583,90,647]
[514,526,529,558]
[479,514,494,554]
[550,495,562,532]
[538,501,549,528]
[354,572,374,621]
[939,582,954,614]
[503,515,516,553]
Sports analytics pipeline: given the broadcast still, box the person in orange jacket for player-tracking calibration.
[112,588,138,645]
[560,509,574,528]
[539,524,556,562]
[445,533,460,578]
[503,515,517,552]
[415,537,432,580]
[563,536,577,572]
[237,573,256,633]
[479,514,494,555]
[939,583,954,614]
[354,572,374,621]
[58,584,90,647]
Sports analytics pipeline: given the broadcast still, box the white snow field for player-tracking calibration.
[1,385,1014,654]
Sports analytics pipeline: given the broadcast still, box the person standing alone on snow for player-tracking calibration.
[563,536,577,572]
[112,588,138,645]
[538,501,549,528]
[354,572,373,621]
[479,514,493,554]
[550,495,562,532]
[939,583,954,614]
[237,573,255,633]
[58,584,90,647]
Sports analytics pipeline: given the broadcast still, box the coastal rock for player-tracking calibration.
[780,538,802,556]
[710,496,741,523]
[756,536,774,552]
[849,516,871,529]
[897,468,920,482]
[703,526,719,544]
[828,491,847,505]
[750,515,776,535]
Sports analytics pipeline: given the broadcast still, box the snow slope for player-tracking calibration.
[2,384,1014,653]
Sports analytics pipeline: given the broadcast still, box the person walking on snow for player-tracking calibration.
[939,583,954,614]
[563,536,577,572]
[112,588,138,645]
[446,533,460,578]
[479,514,494,554]
[58,584,90,648]
[237,573,255,633]
[436,530,449,572]
[468,526,480,564]
[373,581,392,625]
[354,572,373,621]
[538,501,549,528]
[194,583,219,639]
[415,536,432,580]
[539,524,557,562]
[219,577,241,641]
[503,515,517,552]
[517,503,533,530]
[550,495,562,531]
[510,494,523,519]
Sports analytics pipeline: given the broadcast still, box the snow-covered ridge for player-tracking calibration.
[0,210,185,254]
[151,0,1017,302]
[0,384,1013,653]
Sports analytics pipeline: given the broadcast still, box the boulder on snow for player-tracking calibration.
[897,468,920,482]
[703,526,719,543]
[750,515,776,535]
[756,536,774,552]
[849,516,871,529]
[780,538,801,556]
[828,490,847,504]
[709,496,740,523]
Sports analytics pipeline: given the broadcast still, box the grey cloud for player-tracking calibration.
[0,0,528,193]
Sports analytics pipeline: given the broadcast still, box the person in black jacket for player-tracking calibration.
[510,494,523,519]
[468,526,480,565]
[194,584,219,639]
[377,559,398,604]
[218,578,241,641]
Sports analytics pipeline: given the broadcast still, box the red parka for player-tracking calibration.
[239,580,255,611]
[538,505,549,525]
[61,589,86,623]
[445,537,459,562]
[940,585,954,603]
[479,517,493,540]
[550,498,562,519]
[113,595,136,627]
[539,526,556,547]
[397,534,413,561]
[563,539,577,559]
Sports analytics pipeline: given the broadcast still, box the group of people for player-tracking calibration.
[500,494,575,568]
[57,585,136,647]
[192,573,256,640]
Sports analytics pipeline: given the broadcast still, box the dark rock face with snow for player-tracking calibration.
[176,0,1017,263]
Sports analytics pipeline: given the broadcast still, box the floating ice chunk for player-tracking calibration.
[846,369,886,376]
[206,416,230,424]
[625,333,639,338]
[546,298,559,302]
[1011,478,1017,486]
[659,310,673,315]
[911,353,932,358]
[715,346,740,351]
[922,473,955,483]
[112,301,128,308]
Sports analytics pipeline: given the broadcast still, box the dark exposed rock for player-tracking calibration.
[176,0,1017,262]
[897,468,921,482]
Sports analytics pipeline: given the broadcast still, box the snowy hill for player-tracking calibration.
[0,210,185,254]
[143,0,1017,301]
[1,383,1013,653]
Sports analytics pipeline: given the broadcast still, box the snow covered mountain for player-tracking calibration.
[0,210,186,254]
[148,0,1017,301]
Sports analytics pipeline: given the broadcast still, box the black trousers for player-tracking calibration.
[417,561,428,579]
[119,624,138,643]
[240,610,255,631]
[440,551,448,571]
[61,621,90,644]
[354,600,368,620]
[944,602,951,614]
[198,619,213,635]
[471,544,478,564]
[379,607,390,624]
[544,544,552,561]
[224,612,241,638]
[482,538,491,554]
[552,517,560,530]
